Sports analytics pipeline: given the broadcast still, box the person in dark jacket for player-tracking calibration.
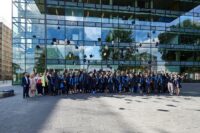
[91,74,96,94]
[108,74,114,93]
[22,72,30,98]
[64,73,70,95]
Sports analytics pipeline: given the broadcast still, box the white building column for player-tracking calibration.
[109,0,113,5]
[135,0,138,7]
[150,0,153,9]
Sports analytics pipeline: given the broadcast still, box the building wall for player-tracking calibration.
[0,22,12,80]
[12,0,200,84]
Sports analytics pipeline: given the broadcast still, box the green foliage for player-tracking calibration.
[112,29,133,43]
[35,49,46,73]
[101,29,134,61]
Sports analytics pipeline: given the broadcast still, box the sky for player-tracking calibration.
[0,0,12,28]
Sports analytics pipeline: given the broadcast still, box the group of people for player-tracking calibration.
[22,69,183,98]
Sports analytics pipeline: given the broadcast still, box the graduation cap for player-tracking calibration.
[156,42,159,47]
[32,35,36,38]
[89,54,93,58]
[75,45,79,49]
[98,38,101,42]
[147,33,150,38]
[52,38,57,42]
[36,45,40,49]
[67,40,70,45]
[83,59,86,63]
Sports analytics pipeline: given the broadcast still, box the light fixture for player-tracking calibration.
[112,41,114,45]
[69,53,72,58]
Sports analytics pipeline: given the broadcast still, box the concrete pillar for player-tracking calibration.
[135,0,138,7]
[176,51,180,61]
[109,0,113,5]
[150,0,153,9]
[110,14,112,23]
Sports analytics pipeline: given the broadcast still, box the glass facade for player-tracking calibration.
[12,0,200,84]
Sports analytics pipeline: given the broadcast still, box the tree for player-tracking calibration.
[100,29,135,61]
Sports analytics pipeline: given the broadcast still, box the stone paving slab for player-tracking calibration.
[0,84,200,133]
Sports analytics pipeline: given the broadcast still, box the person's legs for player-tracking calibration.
[171,83,174,95]
[168,83,173,95]
[167,83,171,94]
[25,86,29,98]
[134,86,138,93]
[177,87,180,96]
[23,87,26,98]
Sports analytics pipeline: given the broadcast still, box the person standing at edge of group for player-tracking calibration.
[22,72,30,99]
[174,74,182,96]
[41,71,48,95]
[167,74,174,95]
[29,73,37,97]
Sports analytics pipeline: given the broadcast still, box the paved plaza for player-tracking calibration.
[0,84,200,133]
